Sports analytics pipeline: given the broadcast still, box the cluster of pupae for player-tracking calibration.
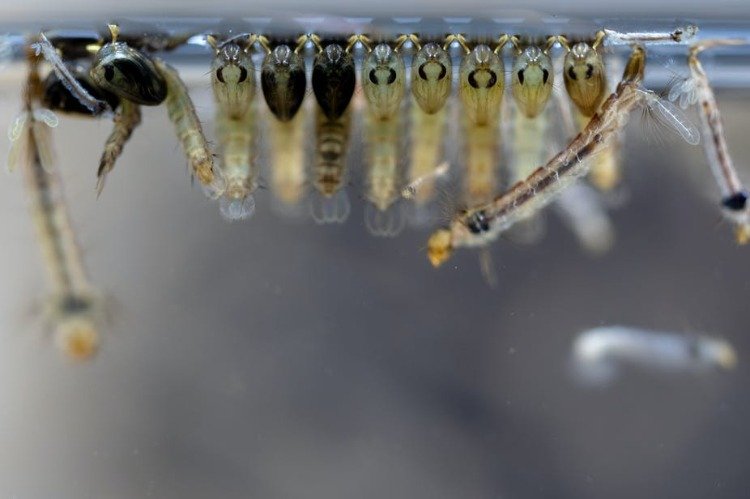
[7,23,748,360]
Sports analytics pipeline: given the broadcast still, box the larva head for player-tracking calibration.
[261,44,307,122]
[90,42,167,105]
[427,228,454,267]
[563,42,607,117]
[363,43,406,120]
[312,44,356,120]
[458,44,504,125]
[55,316,99,361]
[211,38,255,118]
[511,45,553,118]
[411,42,452,114]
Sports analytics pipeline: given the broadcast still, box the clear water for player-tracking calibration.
[0,9,749,499]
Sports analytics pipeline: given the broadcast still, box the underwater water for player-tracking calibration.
[0,7,749,499]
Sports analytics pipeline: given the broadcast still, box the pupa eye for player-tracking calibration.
[368,69,378,85]
[437,64,447,80]
[468,70,479,89]
[542,68,549,84]
[487,71,497,88]
[238,67,248,83]
[418,63,428,81]
[586,63,594,79]
[517,69,525,84]
[567,66,577,81]
[386,68,397,85]
[104,66,115,82]
[216,67,225,83]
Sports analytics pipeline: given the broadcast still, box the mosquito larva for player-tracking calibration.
[311,108,352,225]
[208,35,258,220]
[411,42,452,114]
[31,33,112,116]
[364,112,405,237]
[602,25,698,46]
[554,182,615,255]
[312,43,356,120]
[685,40,750,243]
[42,65,119,116]
[261,44,307,122]
[363,43,406,120]
[458,44,504,126]
[427,45,647,267]
[154,59,217,189]
[572,325,736,386]
[11,63,102,360]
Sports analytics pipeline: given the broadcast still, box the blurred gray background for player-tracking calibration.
[1,6,750,499]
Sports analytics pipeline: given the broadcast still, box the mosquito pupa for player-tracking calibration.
[90,25,167,106]
[411,42,452,114]
[510,41,554,119]
[362,43,406,120]
[311,108,352,225]
[261,42,307,122]
[458,44,504,126]
[684,40,750,242]
[427,45,647,267]
[207,34,256,119]
[571,325,736,386]
[312,43,356,120]
[560,33,607,118]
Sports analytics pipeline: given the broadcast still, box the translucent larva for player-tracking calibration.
[363,112,404,237]
[572,326,736,386]
[209,35,258,219]
[156,59,216,188]
[458,45,504,126]
[411,42,452,115]
[406,106,447,207]
[312,43,356,120]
